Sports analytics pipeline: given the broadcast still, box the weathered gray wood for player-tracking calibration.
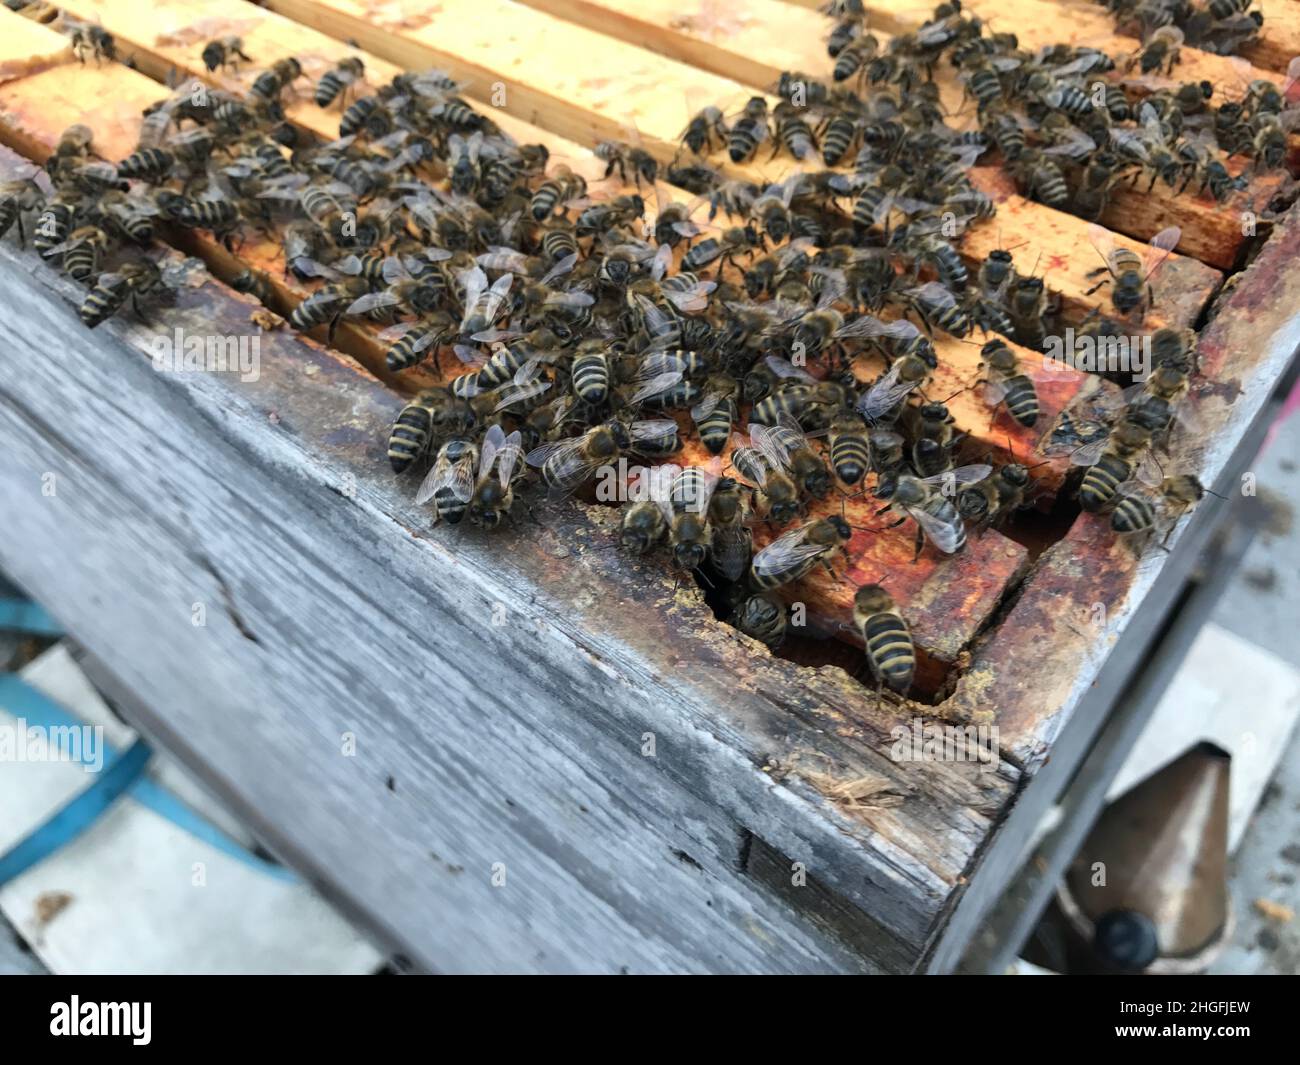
[0,146,1019,971]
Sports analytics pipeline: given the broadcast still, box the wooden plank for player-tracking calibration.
[949,200,1300,759]
[517,0,1238,282]
[263,0,792,182]
[1243,0,1300,76]
[786,0,1296,86]
[0,5,70,81]
[0,5,619,394]
[0,138,1023,967]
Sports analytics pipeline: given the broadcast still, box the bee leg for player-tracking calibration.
[15,214,24,247]
[1083,279,1109,297]
[911,527,925,563]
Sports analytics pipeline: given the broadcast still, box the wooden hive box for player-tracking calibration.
[0,0,1297,972]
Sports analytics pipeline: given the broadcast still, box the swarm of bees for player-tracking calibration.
[1100,0,1264,58]
[0,2,1257,701]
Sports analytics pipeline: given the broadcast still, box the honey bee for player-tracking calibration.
[769,413,832,498]
[957,462,1037,530]
[979,338,1040,428]
[855,345,933,426]
[731,427,802,525]
[48,224,110,281]
[316,57,366,108]
[1005,273,1051,350]
[1074,417,1163,513]
[1111,474,1217,548]
[465,424,525,528]
[388,387,476,473]
[748,515,853,591]
[251,57,304,102]
[525,419,678,493]
[690,374,740,454]
[619,463,675,554]
[708,475,754,581]
[730,592,787,649]
[595,139,658,188]
[1134,25,1183,76]
[879,466,990,559]
[68,21,116,66]
[415,436,480,524]
[1085,224,1181,319]
[0,173,47,244]
[679,104,729,156]
[726,97,771,163]
[288,259,371,342]
[853,584,914,696]
[78,259,167,329]
[828,408,871,486]
[201,35,252,72]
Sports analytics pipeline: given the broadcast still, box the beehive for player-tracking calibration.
[0,0,1296,972]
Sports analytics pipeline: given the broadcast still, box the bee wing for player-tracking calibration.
[479,423,504,479]
[539,252,579,286]
[1143,226,1182,277]
[377,321,416,342]
[637,297,681,351]
[481,272,514,319]
[905,503,965,554]
[921,463,993,489]
[416,446,475,505]
[346,290,399,314]
[412,327,447,353]
[457,264,488,309]
[751,529,828,579]
[1069,437,1109,466]
[730,444,767,487]
[856,364,918,423]
[1044,128,1098,158]
[664,279,716,313]
[496,430,524,486]
[1087,222,1117,267]
[750,422,793,472]
[293,257,343,281]
[629,419,679,443]
[381,255,414,284]
[982,379,1008,406]
[1283,55,1300,97]
[545,290,596,309]
[690,390,726,422]
[1135,451,1166,488]
[650,243,674,281]
[907,281,957,309]
[841,316,920,341]
[469,329,520,343]
[525,435,596,486]
[763,353,816,381]
[773,411,810,452]
[628,370,684,406]
[453,343,487,368]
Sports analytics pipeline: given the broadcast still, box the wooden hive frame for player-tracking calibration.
[0,0,1296,972]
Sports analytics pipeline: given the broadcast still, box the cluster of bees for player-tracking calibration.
[1099,0,1264,58]
[0,1,1273,698]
